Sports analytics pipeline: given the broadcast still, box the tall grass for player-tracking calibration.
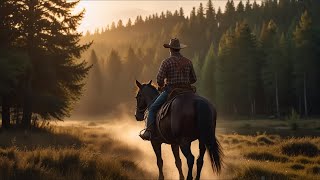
[219,133,320,179]
[0,125,148,180]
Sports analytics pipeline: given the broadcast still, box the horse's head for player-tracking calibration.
[134,80,159,121]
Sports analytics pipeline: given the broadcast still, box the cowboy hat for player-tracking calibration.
[163,38,187,49]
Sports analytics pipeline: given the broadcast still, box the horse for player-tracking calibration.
[134,80,223,180]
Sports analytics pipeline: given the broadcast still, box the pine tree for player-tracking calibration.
[206,0,215,20]
[197,3,205,23]
[293,11,320,117]
[261,20,282,117]
[117,20,124,28]
[237,1,245,13]
[111,21,116,30]
[245,0,252,12]
[0,50,29,127]
[15,0,91,126]
[216,7,223,27]
[106,49,122,82]
[179,7,184,17]
[190,7,196,25]
[127,18,132,27]
[200,43,216,102]
[84,50,103,114]
[192,53,201,87]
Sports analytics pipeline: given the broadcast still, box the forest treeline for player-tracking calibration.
[79,0,320,118]
[0,0,90,128]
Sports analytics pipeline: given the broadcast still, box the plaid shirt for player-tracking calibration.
[157,52,197,88]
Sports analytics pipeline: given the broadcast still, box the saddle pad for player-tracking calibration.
[156,96,176,121]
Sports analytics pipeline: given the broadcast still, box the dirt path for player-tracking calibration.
[62,115,220,179]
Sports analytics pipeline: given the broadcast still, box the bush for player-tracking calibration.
[290,164,305,170]
[281,141,319,157]
[306,166,320,175]
[244,152,289,163]
[286,109,300,131]
[296,158,313,164]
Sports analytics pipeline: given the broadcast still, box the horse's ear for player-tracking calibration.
[136,80,142,89]
[148,80,152,85]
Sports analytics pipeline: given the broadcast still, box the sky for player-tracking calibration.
[73,0,234,33]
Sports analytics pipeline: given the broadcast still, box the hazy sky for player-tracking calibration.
[74,0,235,33]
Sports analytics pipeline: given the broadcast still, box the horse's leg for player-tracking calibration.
[171,144,184,180]
[195,141,206,180]
[151,140,164,180]
[180,142,194,180]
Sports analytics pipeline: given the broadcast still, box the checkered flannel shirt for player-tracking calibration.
[157,52,197,88]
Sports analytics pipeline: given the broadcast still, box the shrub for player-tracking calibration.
[286,109,300,131]
[306,166,320,175]
[281,141,319,157]
[296,158,313,164]
[290,164,305,170]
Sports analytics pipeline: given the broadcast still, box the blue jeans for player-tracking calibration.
[147,90,169,128]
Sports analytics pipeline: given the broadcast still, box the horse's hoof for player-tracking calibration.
[186,176,193,180]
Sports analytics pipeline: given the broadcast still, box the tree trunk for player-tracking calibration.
[275,73,280,118]
[253,99,256,119]
[22,97,32,128]
[303,73,308,117]
[1,96,10,128]
[22,75,32,128]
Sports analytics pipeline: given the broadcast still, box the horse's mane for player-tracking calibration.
[144,83,159,94]
[135,82,159,94]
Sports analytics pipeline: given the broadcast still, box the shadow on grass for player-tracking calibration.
[0,126,82,150]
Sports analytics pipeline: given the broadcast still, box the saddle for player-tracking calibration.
[155,87,195,143]
[157,86,196,121]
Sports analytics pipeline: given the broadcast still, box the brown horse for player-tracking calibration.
[134,80,223,180]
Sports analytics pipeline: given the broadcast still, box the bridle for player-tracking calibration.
[136,86,159,121]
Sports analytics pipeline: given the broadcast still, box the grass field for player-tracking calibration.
[0,117,320,179]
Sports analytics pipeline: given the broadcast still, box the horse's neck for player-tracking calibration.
[146,93,159,106]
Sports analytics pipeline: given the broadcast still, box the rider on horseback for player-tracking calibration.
[139,38,197,141]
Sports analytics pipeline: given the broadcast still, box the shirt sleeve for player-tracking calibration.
[189,61,197,84]
[157,60,167,87]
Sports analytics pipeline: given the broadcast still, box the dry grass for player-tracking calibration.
[0,124,149,180]
[1,120,320,179]
[219,133,320,179]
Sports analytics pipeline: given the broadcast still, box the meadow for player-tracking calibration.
[0,117,320,180]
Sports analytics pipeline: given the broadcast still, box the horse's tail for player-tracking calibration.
[197,99,223,174]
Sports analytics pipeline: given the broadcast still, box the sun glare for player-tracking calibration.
[72,0,230,33]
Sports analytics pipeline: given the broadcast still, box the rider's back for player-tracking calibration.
[157,54,197,88]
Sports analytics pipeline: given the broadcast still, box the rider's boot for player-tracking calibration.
[139,124,154,141]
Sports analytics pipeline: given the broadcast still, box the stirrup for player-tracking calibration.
[139,129,152,140]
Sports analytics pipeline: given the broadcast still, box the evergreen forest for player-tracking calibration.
[80,0,320,119]
[1,0,320,128]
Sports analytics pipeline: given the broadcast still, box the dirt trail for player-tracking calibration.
[63,114,220,179]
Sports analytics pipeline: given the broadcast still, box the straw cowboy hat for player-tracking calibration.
[163,38,187,49]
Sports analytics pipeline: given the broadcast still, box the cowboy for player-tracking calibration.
[139,38,197,140]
